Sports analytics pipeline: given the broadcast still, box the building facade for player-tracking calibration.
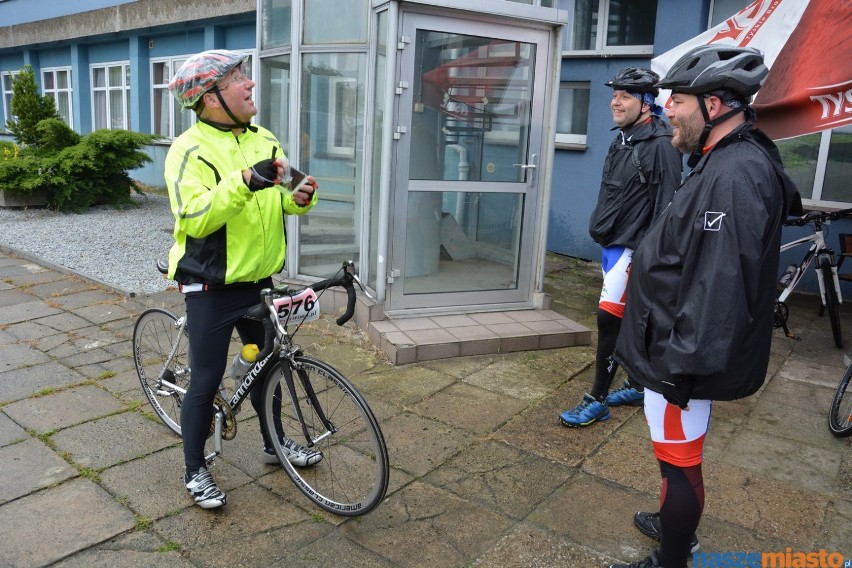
[2,0,849,302]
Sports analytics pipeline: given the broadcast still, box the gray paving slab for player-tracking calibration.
[2,384,127,433]
[0,478,136,568]
[51,530,196,568]
[99,445,252,520]
[20,277,95,301]
[0,341,53,372]
[0,411,27,447]
[0,361,85,403]
[35,311,99,333]
[72,301,135,324]
[423,439,573,520]
[2,319,65,342]
[0,299,61,325]
[50,411,184,470]
[0,437,78,503]
[0,287,36,307]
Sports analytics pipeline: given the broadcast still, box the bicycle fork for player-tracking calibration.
[283,364,336,447]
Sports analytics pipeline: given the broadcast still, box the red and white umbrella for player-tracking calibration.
[652,0,852,140]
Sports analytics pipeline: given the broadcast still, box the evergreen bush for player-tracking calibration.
[5,65,60,147]
[0,67,156,212]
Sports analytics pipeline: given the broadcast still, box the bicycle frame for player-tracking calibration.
[777,228,842,306]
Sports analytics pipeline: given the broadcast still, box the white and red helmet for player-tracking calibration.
[168,49,248,109]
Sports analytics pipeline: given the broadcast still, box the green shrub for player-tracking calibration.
[1,65,155,212]
[5,65,60,147]
[0,124,155,212]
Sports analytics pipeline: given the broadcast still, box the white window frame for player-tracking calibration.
[794,128,852,209]
[327,75,358,158]
[560,0,655,57]
[41,66,74,129]
[2,70,19,130]
[151,55,194,139]
[91,61,131,131]
[555,81,590,148]
[151,51,255,139]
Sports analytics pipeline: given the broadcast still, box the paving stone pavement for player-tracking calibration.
[0,248,850,567]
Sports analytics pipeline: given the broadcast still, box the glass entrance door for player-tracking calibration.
[389,13,550,311]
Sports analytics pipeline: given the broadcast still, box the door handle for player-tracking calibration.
[513,154,537,187]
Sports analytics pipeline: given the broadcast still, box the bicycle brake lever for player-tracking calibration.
[350,273,374,300]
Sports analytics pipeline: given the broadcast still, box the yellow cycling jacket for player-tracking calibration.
[164,121,316,286]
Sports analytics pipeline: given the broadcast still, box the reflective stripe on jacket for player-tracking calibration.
[164,121,316,286]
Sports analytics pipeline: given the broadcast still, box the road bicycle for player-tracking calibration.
[829,357,852,437]
[774,208,852,349]
[132,260,389,516]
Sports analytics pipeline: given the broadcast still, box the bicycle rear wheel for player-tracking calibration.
[133,308,190,436]
[262,355,389,516]
[821,265,843,348]
[829,362,852,437]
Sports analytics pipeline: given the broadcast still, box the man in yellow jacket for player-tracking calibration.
[165,49,319,509]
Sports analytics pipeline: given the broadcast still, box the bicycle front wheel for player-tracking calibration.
[262,356,389,516]
[821,265,843,348]
[133,308,190,436]
[829,362,852,437]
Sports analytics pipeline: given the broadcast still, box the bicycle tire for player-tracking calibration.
[821,265,843,348]
[133,308,190,436]
[262,355,389,516]
[829,362,852,437]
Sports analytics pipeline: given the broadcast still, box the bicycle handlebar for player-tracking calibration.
[784,207,852,227]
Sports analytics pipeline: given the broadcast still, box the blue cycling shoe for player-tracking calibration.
[559,394,610,427]
[605,380,644,407]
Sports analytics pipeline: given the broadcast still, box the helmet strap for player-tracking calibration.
[687,94,746,168]
[208,87,251,131]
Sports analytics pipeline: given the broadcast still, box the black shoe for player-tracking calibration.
[610,550,662,568]
[634,511,699,553]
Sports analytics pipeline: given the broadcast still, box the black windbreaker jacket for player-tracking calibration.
[614,122,802,401]
[588,115,683,249]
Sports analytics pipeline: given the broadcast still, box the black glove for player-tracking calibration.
[247,159,278,191]
[660,375,693,409]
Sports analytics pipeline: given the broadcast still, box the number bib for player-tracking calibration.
[272,289,320,325]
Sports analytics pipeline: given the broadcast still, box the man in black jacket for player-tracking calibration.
[610,46,802,568]
[559,68,682,428]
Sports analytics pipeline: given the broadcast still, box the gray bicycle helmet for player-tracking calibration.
[605,67,660,95]
[656,45,768,97]
[168,49,248,109]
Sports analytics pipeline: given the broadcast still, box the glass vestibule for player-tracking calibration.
[390,13,549,311]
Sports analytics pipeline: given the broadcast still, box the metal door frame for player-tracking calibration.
[387,9,553,314]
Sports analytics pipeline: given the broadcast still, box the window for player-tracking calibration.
[562,0,657,55]
[152,53,254,138]
[709,0,750,27]
[777,126,852,207]
[328,76,358,158]
[303,0,368,44]
[2,71,18,128]
[555,81,590,148]
[92,63,130,130]
[41,67,73,128]
[152,57,193,138]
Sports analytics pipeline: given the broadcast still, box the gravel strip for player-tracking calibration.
[0,193,175,296]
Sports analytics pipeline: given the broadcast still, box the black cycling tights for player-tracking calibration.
[181,280,283,474]
[590,309,625,401]
[658,459,705,568]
